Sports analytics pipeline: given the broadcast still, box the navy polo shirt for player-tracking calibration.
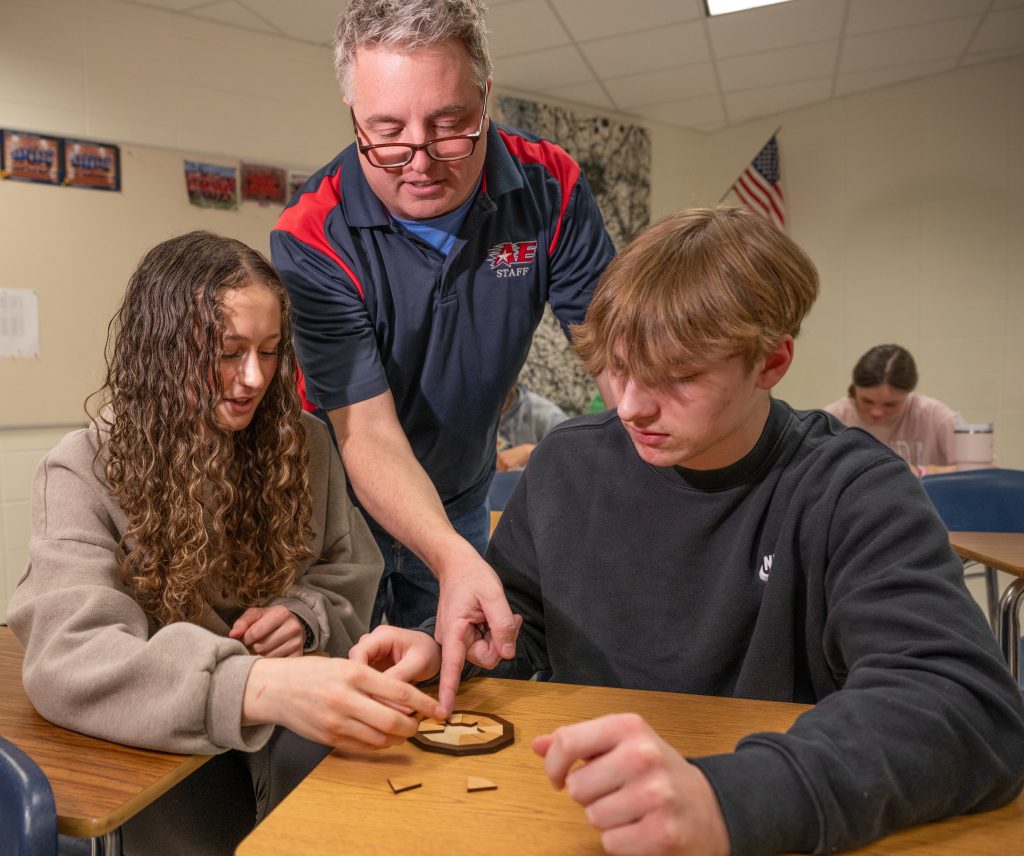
[270,121,615,516]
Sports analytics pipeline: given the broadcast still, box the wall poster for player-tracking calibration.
[1,130,62,185]
[184,160,238,210]
[240,162,287,205]
[63,138,121,191]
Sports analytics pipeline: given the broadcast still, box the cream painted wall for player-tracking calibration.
[0,0,346,169]
[0,427,67,621]
[1,0,1021,618]
[700,57,1024,473]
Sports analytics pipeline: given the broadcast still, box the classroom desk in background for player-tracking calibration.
[948,531,1024,683]
[0,627,210,849]
[236,676,1024,856]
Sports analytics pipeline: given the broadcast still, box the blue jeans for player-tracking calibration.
[370,503,490,630]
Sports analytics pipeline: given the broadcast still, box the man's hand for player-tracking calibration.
[349,626,442,684]
[327,393,520,713]
[434,550,520,714]
[229,605,305,658]
[533,713,730,856]
[242,656,446,751]
[497,444,535,472]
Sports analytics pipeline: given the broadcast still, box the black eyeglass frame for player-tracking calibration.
[351,87,489,169]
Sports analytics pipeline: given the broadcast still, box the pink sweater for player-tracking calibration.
[824,393,959,466]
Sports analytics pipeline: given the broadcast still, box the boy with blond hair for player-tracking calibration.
[353,207,1024,855]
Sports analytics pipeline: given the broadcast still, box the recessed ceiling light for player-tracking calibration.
[705,0,795,15]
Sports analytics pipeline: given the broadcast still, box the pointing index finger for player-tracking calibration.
[436,625,470,716]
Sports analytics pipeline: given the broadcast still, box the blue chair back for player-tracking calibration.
[487,470,524,512]
[921,469,1024,532]
[0,737,58,856]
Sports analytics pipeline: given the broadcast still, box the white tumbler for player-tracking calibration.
[954,423,995,470]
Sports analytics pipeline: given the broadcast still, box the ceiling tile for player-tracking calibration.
[631,94,726,129]
[718,40,837,92]
[190,1,278,34]
[605,63,718,110]
[961,47,1024,66]
[725,77,832,123]
[237,0,342,44]
[846,0,989,36]
[112,0,1024,133]
[707,0,843,60]
[536,81,615,111]
[494,45,594,92]
[840,17,977,73]
[971,6,1024,52]
[579,20,709,78]
[551,0,703,42]
[487,0,571,58]
[835,59,957,96]
[0,2,84,64]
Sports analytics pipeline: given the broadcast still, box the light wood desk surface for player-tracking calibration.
[0,626,210,838]
[948,531,1024,682]
[948,531,1024,578]
[237,676,1024,856]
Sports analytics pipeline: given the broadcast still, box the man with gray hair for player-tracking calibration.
[271,0,615,711]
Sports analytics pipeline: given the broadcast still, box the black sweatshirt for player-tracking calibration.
[485,399,1024,855]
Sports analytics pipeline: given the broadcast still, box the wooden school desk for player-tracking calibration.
[948,531,1024,683]
[0,627,210,849]
[236,676,1024,856]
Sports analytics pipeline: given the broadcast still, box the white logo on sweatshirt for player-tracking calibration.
[758,554,774,582]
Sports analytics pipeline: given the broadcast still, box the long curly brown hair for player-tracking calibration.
[90,231,313,626]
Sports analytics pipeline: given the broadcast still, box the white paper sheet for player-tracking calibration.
[0,288,40,357]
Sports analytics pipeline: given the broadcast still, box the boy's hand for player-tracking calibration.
[534,713,730,856]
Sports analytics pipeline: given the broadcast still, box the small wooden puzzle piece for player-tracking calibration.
[387,776,422,794]
[467,776,497,792]
[417,718,446,734]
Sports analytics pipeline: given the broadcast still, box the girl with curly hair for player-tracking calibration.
[8,231,444,854]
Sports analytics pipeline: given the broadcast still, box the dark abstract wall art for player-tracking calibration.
[495,96,651,413]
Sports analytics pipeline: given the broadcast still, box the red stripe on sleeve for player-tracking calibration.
[275,167,365,300]
[497,129,580,257]
[295,364,315,412]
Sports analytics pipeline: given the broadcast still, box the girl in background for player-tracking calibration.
[824,343,959,467]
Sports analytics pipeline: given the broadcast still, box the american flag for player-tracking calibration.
[730,135,784,230]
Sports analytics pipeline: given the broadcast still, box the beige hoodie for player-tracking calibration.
[8,411,382,755]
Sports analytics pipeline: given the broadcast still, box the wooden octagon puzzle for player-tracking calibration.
[410,710,514,756]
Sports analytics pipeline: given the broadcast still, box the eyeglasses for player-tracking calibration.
[352,88,488,169]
